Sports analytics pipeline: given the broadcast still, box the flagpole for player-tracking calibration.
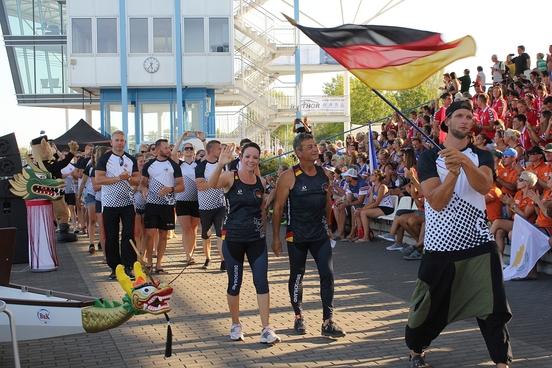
[370,88,441,149]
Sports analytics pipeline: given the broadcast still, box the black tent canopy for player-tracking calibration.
[53,119,110,149]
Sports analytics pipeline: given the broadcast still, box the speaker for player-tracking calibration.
[0,133,22,178]
[0,179,18,199]
[0,198,28,264]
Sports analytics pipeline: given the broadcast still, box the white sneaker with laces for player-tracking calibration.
[230,323,244,341]
[386,242,405,251]
[260,326,281,344]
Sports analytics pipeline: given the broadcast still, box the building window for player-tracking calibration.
[183,18,204,53]
[97,18,117,54]
[209,18,229,52]
[129,18,148,53]
[72,18,92,54]
[153,18,172,53]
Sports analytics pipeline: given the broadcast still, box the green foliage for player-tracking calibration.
[260,154,297,176]
[311,122,344,142]
[323,73,440,124]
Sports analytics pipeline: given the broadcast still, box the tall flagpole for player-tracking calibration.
[370,88,441,149]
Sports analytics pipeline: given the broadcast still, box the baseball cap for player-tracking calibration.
[341,168,359,179]
[502,147,518,158]
[526,145,544,156]
[441,99,474,133]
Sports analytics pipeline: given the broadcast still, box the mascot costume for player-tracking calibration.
[29,136,78,242]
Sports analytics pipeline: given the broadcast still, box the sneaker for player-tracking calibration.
[260,327,281,344]
[97,242,102,251]
[202,259,211,270]
[409,354,431,368]
[220,260,226,271]
[321,320,346,338]
[386,242,405,251]
[403,249,423,260]
[88,244,95,254]
[229,323,244,341]
[293,316,307,335]
[401,244,416,255]
[108,270,116,280]
[377,233,396,242]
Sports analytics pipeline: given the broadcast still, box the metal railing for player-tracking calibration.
[0,300,21,368]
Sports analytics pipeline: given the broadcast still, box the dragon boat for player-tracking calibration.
[0,228,173,342]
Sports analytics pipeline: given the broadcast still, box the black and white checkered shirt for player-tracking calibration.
[96,152,138,208]
[176,160,198,202]
[195,160,225,210]
[142,158,182,205]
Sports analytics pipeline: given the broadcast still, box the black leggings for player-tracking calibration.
[103,205,136,271]
[222,239,269,296]
[287,238,334,321]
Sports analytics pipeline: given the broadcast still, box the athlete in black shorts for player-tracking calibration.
[271,132,345,338]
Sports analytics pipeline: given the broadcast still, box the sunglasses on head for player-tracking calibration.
[119,157,124,166]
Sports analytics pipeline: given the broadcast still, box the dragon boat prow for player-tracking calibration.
[0,228,173,343]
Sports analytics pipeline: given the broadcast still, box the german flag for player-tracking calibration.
[284,15,476,90]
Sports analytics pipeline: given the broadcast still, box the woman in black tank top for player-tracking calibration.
[208,142,281,344]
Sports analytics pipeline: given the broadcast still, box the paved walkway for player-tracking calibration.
[2,230,552,368]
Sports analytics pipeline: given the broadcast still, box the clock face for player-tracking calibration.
[143,57,160,73]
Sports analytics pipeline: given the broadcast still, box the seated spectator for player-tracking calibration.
[496,147,521,196]
[494,129,508,152]
[491,171,537,261]
[357,170,395,242]
[503,128,524,161]
[525,145,551,190]
[486,167,503,224]
[357,153,369,180]
[322,151,333,167]
[333,169,365,241]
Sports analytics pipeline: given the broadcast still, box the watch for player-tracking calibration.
[143,57,160,73]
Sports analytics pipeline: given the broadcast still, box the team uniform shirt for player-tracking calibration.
[496,164,519,196]
[195,160,225,210]
[491,98,507,120]
[61,164,76,194]
[96,152,138,208]
[369,185,395,208]
[434,106,448,143]
[142,158,182,205]
[525,109,539,127]
[286,165,329,243]
[476,106,498,140]
[520,127,532,150]
[222,173,265,242]
[418,144,495,252]
[513,191,534,215]
[527,160,552,183]
[176,160,198,202]
[486,184,503,222]
[345,179,367,206]
[535,189,552,229]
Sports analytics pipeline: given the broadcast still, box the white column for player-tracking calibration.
[85,109,93,125]
[343,71,351,133]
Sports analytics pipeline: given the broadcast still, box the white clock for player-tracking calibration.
[143,57,160,73]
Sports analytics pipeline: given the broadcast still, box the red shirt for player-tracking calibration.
[491,98,506,120]
[525,109,539,127]
[476,106,498,140]
[520,127,532,150]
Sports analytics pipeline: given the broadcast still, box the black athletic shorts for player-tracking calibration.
[199,207,225,239]
[378,206,394,215]
[144,203,176,230]
[64,193,76,206]
[95,200,102,214]
[176,200,200,218]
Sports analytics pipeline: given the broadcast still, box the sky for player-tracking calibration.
[0,0,550,148]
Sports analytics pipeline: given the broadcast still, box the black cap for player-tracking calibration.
[31,135,48,145]
[441,99,474,133]
[527,145,544,156]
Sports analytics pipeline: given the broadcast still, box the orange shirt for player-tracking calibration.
[527,160,552,182]
[513,190,534,215]
[535,189,552,229]
[486,185,503,222]
[496,165,519,195]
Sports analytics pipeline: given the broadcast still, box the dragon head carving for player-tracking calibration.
[9,161,65,200]
[116,262,173,315]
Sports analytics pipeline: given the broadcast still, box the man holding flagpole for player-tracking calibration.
[405,99,512,368]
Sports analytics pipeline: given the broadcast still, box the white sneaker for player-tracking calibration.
[386,242,405,251]
[377,233,396,242]
[230,323,244,341]
[260,326,281,344]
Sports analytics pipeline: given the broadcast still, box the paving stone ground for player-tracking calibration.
[1,228,551,368]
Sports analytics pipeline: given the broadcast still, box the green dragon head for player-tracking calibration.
[116,262,173,315]
[9,161,65,200]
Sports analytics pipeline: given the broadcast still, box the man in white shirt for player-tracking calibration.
[491,54,505,84]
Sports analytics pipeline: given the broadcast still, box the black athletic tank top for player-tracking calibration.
[222,172,265,242]
[286,164,329,243]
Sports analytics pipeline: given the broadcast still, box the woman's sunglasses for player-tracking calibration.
[183,146,194,151]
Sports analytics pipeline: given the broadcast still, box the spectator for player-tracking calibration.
[458,69,471,94]
[536,52,547,73]
[513,45,531,76]
[357,170,395,242]
[476,66,486,90]
[491,55,505,84]
[492,85,508,121]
